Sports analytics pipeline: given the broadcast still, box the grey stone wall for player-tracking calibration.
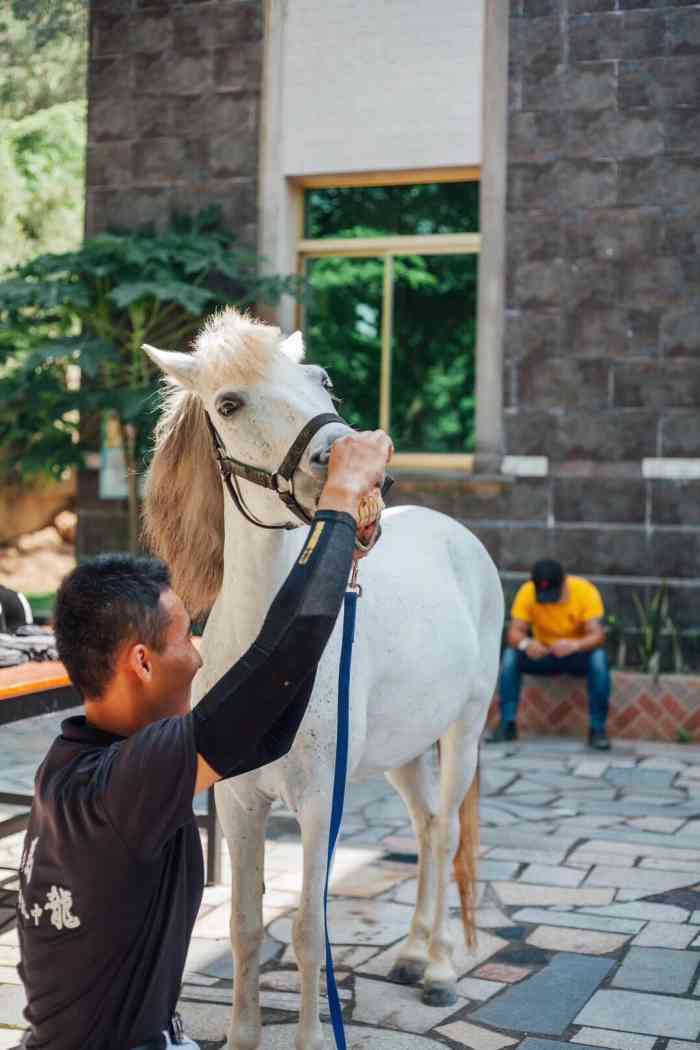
[86,0,262,242]
[79,0,264,555]
[504,0,700,462]
[448,0,700,658]
[392,1,700,661]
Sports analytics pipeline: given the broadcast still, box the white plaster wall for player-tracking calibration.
[280,0,483,176]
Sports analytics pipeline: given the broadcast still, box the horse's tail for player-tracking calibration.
[454,764,480,950]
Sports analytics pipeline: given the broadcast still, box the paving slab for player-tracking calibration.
[511,908,643,935]
[575,989,700,1038]
[627,816,685,833]
[493,882,614,908]
[606,768,674,790]
[352,975,465,1031]
[519,864,584,887]
[436,1020,517,1050]
[584,867,698,895]
[257,1025,446,1048]
[572,1029,655,1050]
[455,977,505,1000]
[473,963,531,984]
[612,946,698,994]
[632,922,700,948]
[0,1031,25,1050]
[578,902,689,922]
[0,983,27,1028]
[269,898,411,947]
[357,926,506,981]
[526,925,629,955]
[471,953,615,1036]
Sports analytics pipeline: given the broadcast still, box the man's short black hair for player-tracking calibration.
[55,554,172,700]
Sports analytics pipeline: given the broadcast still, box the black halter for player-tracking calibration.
[205,412,346,529]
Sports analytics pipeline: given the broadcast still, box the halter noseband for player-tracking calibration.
[205,411,346,530]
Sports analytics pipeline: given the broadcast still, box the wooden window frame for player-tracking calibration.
[295,169,480,472]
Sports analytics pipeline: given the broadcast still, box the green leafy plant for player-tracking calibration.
[0,206,295,553]
[604,613,627,670]
[632,583,684,682]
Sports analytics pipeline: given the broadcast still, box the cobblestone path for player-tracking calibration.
[1,711,700,1049]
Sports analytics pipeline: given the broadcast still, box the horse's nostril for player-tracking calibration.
[310,448,331,467]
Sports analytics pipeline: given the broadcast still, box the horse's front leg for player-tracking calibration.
[423,722,479,1006]
[293,795,331,1050]
[215,781,271,1050]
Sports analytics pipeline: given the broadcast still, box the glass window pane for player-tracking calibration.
[303,256,383,431]
[305,182,479,239]
[390,253,477,454]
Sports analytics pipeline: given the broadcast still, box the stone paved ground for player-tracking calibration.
[2,711,700,1049]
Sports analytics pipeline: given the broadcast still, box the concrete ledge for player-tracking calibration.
[642,459,700,480]
[488,671,700,743]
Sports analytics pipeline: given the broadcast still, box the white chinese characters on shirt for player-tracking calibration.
[18,835,82,932]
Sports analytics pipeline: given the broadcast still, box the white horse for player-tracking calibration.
[143,309,503,1050]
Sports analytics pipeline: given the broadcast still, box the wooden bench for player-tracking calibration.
[0,662,221,883]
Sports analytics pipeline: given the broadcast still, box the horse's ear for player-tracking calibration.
[143,344,200,389]
[280,330,305,364]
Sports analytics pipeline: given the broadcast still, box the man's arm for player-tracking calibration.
[549,619,605,657]
[506,617,549,660]
[506,618,530,649]
[193,430,392,795]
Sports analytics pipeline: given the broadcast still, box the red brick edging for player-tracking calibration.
[487,672,700,742]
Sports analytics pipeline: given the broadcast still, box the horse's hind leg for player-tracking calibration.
[215,783,271,1050]
[385,751,439,986]
[423,720,480,1006]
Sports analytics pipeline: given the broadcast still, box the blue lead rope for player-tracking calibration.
[323,587,358,1050]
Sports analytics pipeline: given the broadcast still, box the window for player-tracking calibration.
[298,177,480,469]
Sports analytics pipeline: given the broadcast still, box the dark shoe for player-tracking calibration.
[588,728,611,751]
[485,721,518,743]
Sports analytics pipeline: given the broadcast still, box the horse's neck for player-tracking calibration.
[219,498,301,644]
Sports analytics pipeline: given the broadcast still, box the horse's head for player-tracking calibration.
[144,308,352,536]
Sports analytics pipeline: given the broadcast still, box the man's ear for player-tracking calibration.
[143,344,200,389]
[126,643,152,683]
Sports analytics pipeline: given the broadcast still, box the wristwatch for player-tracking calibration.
[517,638,531,653]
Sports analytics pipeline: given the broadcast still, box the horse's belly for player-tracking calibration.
[354,581,480,773]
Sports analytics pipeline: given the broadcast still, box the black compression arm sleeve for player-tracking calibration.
[192,509,356,778]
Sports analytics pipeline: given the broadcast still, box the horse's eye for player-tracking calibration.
[216,395,244,418]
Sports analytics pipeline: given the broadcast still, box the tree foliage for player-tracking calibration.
[0,100,86,268]
[0,0,88,120]
[303,183,480,453]
[0,206,295,550]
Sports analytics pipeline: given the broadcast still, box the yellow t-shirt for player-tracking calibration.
[511,576,604,648]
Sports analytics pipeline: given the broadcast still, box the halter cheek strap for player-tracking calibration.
[205,411,345,529]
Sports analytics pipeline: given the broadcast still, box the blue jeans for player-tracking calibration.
[499,646,611,732]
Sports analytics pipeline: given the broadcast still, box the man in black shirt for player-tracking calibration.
[16,430,391,1050]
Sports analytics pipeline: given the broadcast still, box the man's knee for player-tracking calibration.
[589,647,609,673]
[501,647,520,674]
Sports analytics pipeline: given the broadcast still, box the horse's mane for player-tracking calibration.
[143,383,224,619]
[143,309,293,617]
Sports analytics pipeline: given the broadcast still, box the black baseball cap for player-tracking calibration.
[532,559,564,603]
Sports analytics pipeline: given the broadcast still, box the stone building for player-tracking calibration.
[82,0,700,659]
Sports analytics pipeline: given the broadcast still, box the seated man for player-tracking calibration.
[487,559,611,751]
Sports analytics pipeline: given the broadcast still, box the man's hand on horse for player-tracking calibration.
[317,430,393,557]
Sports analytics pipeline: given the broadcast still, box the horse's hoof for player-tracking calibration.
[422,983,458,1007]
[388,959,426,985]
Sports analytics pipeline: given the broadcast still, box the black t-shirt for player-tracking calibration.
[17,714,202,1050]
